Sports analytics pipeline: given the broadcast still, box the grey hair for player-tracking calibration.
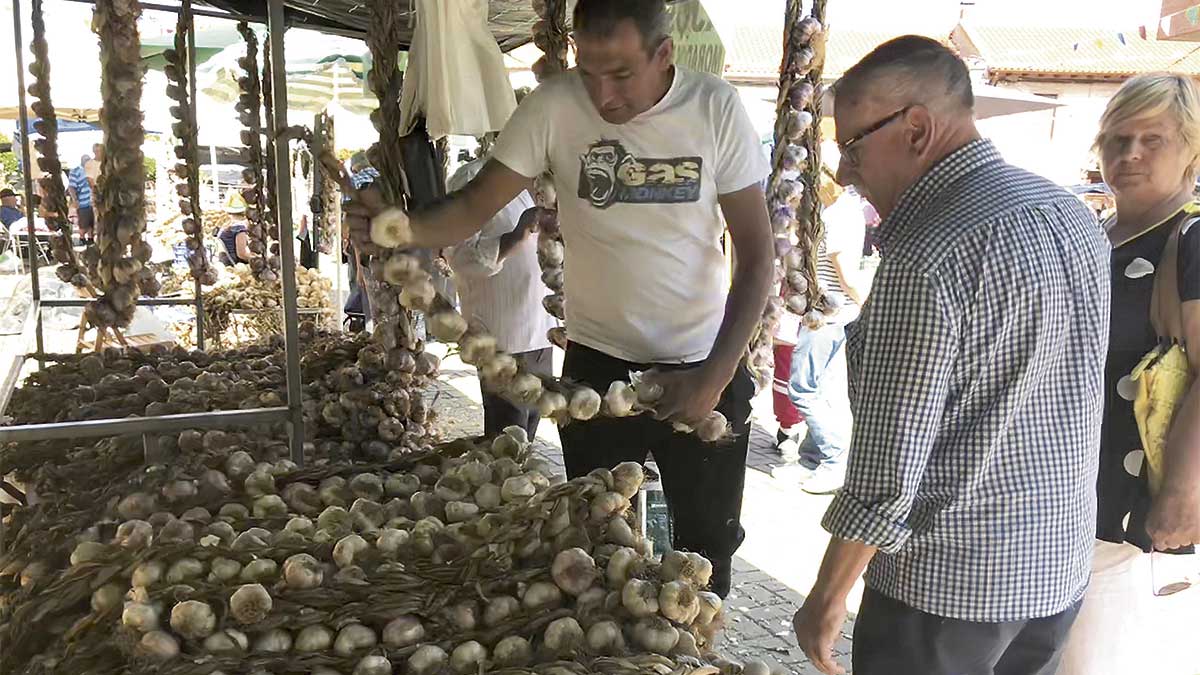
[349,151,370,172]
[572,0,670,52]
[834,35,974,112]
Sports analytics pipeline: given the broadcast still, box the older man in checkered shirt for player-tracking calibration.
[791,37,1110,675]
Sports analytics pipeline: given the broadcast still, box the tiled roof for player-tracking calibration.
[722,24,952,81]
[962,24,1200,77]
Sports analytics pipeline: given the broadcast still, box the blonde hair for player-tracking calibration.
[1095,73,1200,175]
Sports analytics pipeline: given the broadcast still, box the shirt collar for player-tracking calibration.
[878,138,1003,253]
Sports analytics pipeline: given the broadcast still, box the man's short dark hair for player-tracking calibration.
[0,188,15,199]
[572,0,670,52]
[836,35,973,111]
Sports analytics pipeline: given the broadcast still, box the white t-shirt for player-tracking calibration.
[815,190,867,323]
[447,159,555,354]
[492,67,768,363]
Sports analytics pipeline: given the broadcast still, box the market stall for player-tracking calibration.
[0,0,831,673]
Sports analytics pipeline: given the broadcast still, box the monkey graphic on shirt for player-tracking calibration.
[578,139,702,209]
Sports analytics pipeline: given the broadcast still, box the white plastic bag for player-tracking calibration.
[399,0,517,140]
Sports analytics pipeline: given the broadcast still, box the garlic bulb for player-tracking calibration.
[283,553,324,589]
[204,628,249,654]
[230,583,272,624]
[659,580,701,623]
[381,614,425,648]
[522,580,563,610]
[240,558,278,583]
[445,501,480,523]
[743,661,772,675]
[354,655,393,675]
[474,483,503,511]
[460,333,498,366]
[91,583,124,613]
[170,600,217,639]
[590,491,630,523]
[333,533,370,568]
[208,557,242,583]
[132,560,165,588]
[70,541,108,566]
[166,558,205,583]
[450,640,488,674]
[479,352,519,389]
[408,645,448,675]
[140,631,180,659]
[568,387,602,421]
[672,629,702,659]
[606,546,642,587]
[444,601,478,632]
[376,527,410,557]
[334,623,378,656]
[253,628,292,653]
[543,616,584,653]
[585,620,625,654]
[252,495,288,518]
[493,635,533,667]
[429,310,469,342]
[696,590,723,626]
[551,548,598,596]
[612,461,645,499]
[114,520,154,549]
[695,411,730,442]
[603,381,638,417]
[634,616,680,654]
[483,595,520,627]
[621,578,660,617]
[537,390,569,420]
[507,372,543,406]
[295,624,334,652]
[122,602,160,632]
[688,552,714,588]
[501,475,537,503]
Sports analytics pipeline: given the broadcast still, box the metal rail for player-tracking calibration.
[0,0,307,462]
[0,407,290,443]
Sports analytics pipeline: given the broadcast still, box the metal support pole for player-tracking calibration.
[0,406,290,443]
[185,0,206,350]
[12,0,43,358]
[267,0,306,466]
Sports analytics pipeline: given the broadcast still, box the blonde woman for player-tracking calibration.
[1059,73,1200,675]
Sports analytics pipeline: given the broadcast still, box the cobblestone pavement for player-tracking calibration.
[428,347,858,674]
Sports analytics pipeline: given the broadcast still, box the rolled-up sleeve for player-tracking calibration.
[822,262,958,553]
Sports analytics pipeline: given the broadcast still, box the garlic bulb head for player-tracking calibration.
[122,602,160,632]
[621,578,660,617]
[230,583,272,624]
[492,635,533,667]
[295,624,335,652]
[408,644,448,675]
[634,615,680,654]
[333,623,378,656]
[203,628,249,654]
[382,614,425,648]
[450,640,488,674]
[522,580,563,610]
[551,547,599,596]
[543,616,584,654]
[170,600,217,639]
[139,630,180,660]
[501,475,537,503]
[611,461,646,499]
[483,595,520,627]
[283,553,324,589]
[333,533,370,568]
[606,546,643,587]
[253,628,292,653]
[354,655,393,675]
[590,491,630,523]
[659,579,701,623]
[568,387,602,421]
[585,620,625,654]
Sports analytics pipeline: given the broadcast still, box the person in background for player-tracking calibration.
[84,143,102,192]
[1056,73,1200,675]
[0,189,22,227]
[345,0,773,596]
[447,156,557,438]
[783,181,867,494]
[343,152,379,332]
[771,300,804,460]
[217,195,256,266]
[69,155,93,243]
[791,37,1109,675]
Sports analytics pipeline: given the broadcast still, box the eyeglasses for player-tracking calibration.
[838,105,913,168]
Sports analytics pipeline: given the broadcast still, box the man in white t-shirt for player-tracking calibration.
[346,0,773,596]
[447,157,557,439]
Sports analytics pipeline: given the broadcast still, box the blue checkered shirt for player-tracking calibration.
[823,140,1110,622]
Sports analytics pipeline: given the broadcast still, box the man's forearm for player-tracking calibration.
[705,245,773,381]
[808,538,877,603]
[407,193,490,249]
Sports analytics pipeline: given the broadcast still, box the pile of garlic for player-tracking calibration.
[234,22,280,284]
[164,7,218,287]
[87,0,160,328]
[2,423,778,675]
[27,0,88,289]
